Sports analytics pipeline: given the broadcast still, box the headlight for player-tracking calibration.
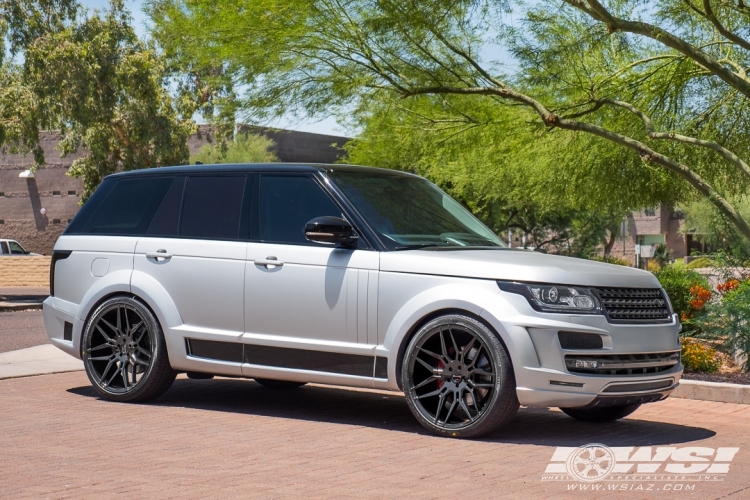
[497,281,602,314]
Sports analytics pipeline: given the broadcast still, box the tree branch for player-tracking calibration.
[702,0,750,52]
[562,0,750,98]
[399,84,750,241]
[597,98,750,182]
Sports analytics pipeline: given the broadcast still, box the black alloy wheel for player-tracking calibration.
[402,314,518,438]
[82,296,176,402]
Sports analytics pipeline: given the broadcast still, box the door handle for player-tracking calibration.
[146,249,172,261]
[254,256,284,268]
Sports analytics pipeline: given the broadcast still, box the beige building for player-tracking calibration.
[608,205,704,265]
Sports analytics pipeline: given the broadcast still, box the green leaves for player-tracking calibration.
[1,0,195,199]
[145,0,750,245]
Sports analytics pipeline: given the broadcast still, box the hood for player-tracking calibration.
[380,248,661,288]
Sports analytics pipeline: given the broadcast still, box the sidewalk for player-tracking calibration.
[0,344,83,380]
[0,286,48,311]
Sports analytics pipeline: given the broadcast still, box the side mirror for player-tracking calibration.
[305,216,359,248]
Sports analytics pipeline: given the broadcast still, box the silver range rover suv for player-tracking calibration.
[43,164,682,438]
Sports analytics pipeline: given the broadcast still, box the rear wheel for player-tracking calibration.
[402,314,518,438]
[560,403,641,422]
[254,378,307,389]
[82,296,176,402]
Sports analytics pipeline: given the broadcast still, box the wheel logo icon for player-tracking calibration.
[566,443,616,482]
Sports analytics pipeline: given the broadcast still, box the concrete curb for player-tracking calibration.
[0,344,83,380]
[0,301,44,312]
[672,379,750,405]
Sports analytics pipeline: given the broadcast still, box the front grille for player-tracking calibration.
[595,287,672,324]
[565,351,680,376]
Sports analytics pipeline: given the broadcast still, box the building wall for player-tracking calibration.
[0,126,350,254]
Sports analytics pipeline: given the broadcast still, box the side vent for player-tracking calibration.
[63,322,73,341]
[186,339,243,363]
[558,331,603,350]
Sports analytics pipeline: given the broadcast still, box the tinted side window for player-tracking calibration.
[260,176,341,245]
[180,176,246,240]
[146,177,186,237]
[81,177,173,235]
[0,242,8,254]
[9,241,25,254]
[65,178,116,234]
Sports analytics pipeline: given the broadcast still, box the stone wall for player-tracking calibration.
[0,256,51,286]
[0,165,82,254]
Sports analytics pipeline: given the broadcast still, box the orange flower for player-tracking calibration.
[717,279,740,294]
[689,285,711,303]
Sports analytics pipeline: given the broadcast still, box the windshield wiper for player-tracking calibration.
[392,244,443,251]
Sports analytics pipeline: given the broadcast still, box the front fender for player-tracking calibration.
[379,281,501,390]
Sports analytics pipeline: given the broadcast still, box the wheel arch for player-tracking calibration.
[393,308,514,391]
[78,291,164,355]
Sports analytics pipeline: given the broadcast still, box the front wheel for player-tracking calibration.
[402,314,519,438]
[82,296,176,402]
[560,403,641,422]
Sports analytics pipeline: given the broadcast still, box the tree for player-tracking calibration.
[192,131,278,164]
[0,0,196,199]
[147,0,750,242]
[345,93,679,255]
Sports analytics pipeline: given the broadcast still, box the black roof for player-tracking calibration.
[106,163,420,179]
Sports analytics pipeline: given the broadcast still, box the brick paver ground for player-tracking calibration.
[0,310,47,353]
[1,372,750,499]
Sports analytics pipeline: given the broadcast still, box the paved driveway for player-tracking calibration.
[0,311,47,353]
[2,372,749,499]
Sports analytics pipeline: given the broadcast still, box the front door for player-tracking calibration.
[243,174,378,375]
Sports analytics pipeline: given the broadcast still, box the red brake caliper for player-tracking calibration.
[436,360,445,388]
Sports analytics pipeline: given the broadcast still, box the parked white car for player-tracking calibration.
[43,164,682,438]
[0,239,41,256]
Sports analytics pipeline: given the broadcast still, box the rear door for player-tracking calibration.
[134,175,249,342]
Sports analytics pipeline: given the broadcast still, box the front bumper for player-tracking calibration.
[481,291,683,409]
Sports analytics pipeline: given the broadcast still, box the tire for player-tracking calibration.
[560,403,641,422]
[254,378,307,389]
[401,314,519,438]
[82,296,176,402]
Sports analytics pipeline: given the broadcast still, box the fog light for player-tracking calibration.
[575,360,598,369]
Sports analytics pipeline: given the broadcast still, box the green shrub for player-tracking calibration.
[590,255,631,266]
[680,338,720,373]
[652,243,672,268]
[653,264,710,318]
[192,133,277,164]
[686,257,715,269]
[695,280,750,371]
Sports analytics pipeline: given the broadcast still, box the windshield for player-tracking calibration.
[329,172,505,250]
